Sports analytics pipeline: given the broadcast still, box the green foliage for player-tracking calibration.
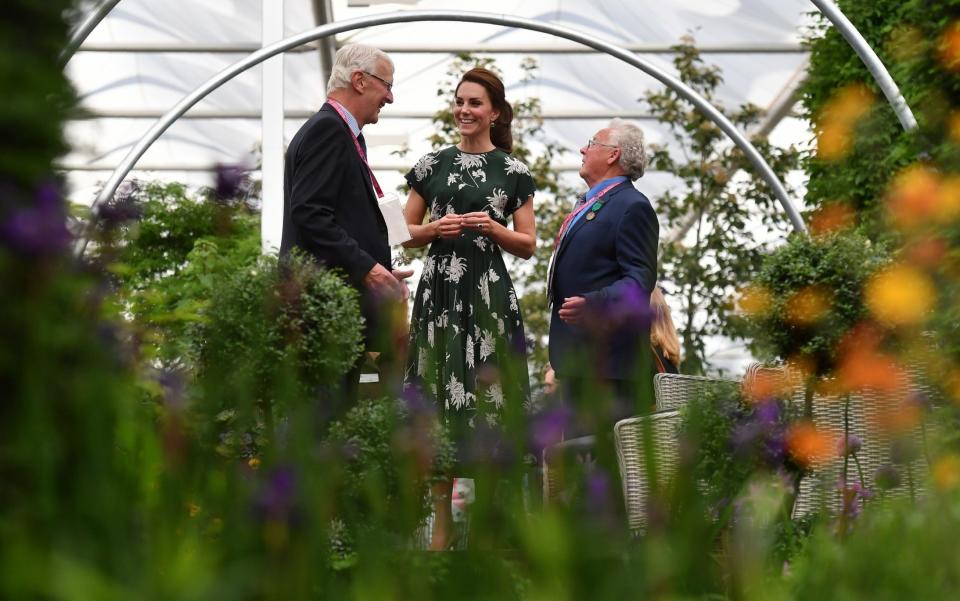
[194,252,364,456]
[0,2,75,189]
[800,0,960,236]
[91,181,263,364]
[785,493,960,600]
[326,397,456,543]
[647,37,800,374]
[746,232,889,375]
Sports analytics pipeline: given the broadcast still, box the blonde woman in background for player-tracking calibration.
[650,286,681,374]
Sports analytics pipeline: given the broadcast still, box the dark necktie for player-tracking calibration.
[357,131,367,157]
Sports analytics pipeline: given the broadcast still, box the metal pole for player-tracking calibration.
[83,10,807,248]
[809,0,918,132]
[261,0,285,253]
[60,0,123,66]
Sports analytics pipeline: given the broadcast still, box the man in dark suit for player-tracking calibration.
[281,43,411,413]
[547,119,659,437]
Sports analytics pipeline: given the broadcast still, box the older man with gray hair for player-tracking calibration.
[281,43,411,415]
[547,118,659,437]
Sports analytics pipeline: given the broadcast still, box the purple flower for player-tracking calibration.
[838,478,872,519]
[531,406,572,453]
[604,279,653,329]
[400,383,435,417]
[873,465,901,490]
[95,181,142,226]
[838,434,863,457]
[585,468,614,514]
[254,467,299,522]
[755,400,781,425]
[214,164,248,202]
[0,181,71,256]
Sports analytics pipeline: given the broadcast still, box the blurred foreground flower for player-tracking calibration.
[809,202,856,236]
[937,20,960,71]
[933,454,960,491]
[886,165,941,230]
[865,263,935,327]
[214,163,250,202]
[815,83,875,161]
[784,285,832,326]
[873,464,902,491]
[736,284,772,317]
[0,181,71,256]
[786,422,836,469]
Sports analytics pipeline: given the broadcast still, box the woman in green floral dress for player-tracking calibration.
[402,67,536,549]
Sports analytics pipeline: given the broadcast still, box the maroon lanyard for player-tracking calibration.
[327,99,384,198]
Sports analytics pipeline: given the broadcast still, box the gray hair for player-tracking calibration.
[608,118,648,180]
[326,43,393,94]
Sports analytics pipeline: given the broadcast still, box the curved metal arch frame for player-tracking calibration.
[85,10,807,237]
[60,0,123,66]
[809,0,918,132]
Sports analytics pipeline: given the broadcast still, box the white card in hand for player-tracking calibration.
[377,192,412,246]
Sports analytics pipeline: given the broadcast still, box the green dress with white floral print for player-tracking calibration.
[405,146,535,461]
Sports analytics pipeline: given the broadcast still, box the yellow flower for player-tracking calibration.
[934,454,960,491]
[815,84,875,162]
[785,286,832,326]
[248,457,261,470]
[886,165,941,230]
[866,263,936,327]
[737,284,772,316]
[187,503,201,517]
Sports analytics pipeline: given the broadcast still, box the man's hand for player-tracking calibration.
[363,263,405,301]
[392,268,414,301]
[558,296,587,325]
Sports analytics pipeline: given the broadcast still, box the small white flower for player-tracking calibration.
[471,169,487,183]
[509,289,519,312]
[480,329,495,361]
[465,334,475,368]
[455,152,486,171]
[486,188,508,218]
[447,172,459,186]
[479,272,491,307]
[487,383,504,410]
[446,252,467,283]
[456,300,463,313]
[430,199,442,220]
[427,321,435,346]
[417,347,429,376]
[487,268,500,283]
[446,373,466,408]
[498,319,505,335]
[458,183,468,190]
[414,152,439,181]
[422,256,435,280]
[473,236,488,251]
[436,309,449,329]
[504,155,530,175]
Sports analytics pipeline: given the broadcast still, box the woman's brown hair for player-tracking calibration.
[650,286,682,368]
[456,67,514,152]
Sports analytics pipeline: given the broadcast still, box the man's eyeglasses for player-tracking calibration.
[586,138,618,150]
[363,71,393,92]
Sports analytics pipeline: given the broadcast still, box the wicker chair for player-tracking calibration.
[654,372,739,412]
[792,368,934,517]
[612,410,682,532]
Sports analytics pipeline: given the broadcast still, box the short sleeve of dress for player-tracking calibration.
[405,151,441,197]
[512,171,535,214]
[504,154,536,216]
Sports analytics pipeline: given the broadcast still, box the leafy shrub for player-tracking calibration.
[745,232,890,376]
[326,396,455,546]
[193,252,364,457]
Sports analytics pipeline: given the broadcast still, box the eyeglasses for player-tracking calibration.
[586,138,618,150]
[362,71,393,92]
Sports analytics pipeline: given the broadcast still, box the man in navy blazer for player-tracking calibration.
[547,119,659,435]
[281,43,411,411]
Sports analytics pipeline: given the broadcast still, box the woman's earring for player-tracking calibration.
[490,121,495,128]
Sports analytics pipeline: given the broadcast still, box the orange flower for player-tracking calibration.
[837,349,903,394]
[743,368,797,404]
[865,263,936,327]
[886,165,941,230]
[815,84,875,161]
[786,422,837,469]
[810,202,856,236]
[785,286,832,326]
[938,21,960,71]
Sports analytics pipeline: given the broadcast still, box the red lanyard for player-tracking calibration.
[327,99,384,198]
[553,180,620,247]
